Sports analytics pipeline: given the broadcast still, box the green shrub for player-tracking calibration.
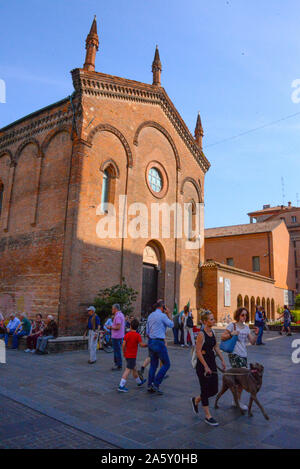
[295,294,300,310]
[94,278,138,325]
[291,310,300,322]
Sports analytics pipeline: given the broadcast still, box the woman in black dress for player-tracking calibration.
[191,311,226,426]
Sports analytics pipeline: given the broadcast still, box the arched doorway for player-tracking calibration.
[141,242,165,316]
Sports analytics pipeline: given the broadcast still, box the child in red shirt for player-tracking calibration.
[118,318,148,392]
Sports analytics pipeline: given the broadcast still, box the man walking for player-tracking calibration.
[84,306,101,364]
[146,300,174,394]
[109,304,125,370]
[278,305,292,336]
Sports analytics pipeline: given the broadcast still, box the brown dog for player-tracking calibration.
[214,362,269,420]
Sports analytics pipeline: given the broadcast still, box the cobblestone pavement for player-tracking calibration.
[1,330,299,449]
[0,396,115,449]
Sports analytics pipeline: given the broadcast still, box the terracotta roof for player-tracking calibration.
[248,205,297,216]
[205,220,283,239]
[201,261,275,283]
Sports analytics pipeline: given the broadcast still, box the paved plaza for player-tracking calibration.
[0,330,299,449]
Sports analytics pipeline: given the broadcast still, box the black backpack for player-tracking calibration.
[186,316,194,328]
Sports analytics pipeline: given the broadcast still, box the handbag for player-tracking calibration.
[191,332,205,368]
[220,323,238,353]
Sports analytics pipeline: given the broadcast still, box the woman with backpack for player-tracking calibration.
[182,305,195,347]
[191,310,226,426]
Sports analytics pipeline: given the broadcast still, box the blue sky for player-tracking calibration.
[1,0,300,228]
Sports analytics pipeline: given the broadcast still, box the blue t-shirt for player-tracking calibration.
[88,314,100,330]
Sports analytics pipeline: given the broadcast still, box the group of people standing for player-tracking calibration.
[172,305,195,347]
[0,312,58,354]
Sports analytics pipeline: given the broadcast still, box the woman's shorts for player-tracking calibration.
[126,358,136,370]
[228,353,247,368]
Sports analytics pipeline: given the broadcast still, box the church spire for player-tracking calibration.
[83,16,99,72]
[152,45,162,86]
[194,112,204,149]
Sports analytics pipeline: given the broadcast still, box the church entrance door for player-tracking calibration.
[141,263,158,317]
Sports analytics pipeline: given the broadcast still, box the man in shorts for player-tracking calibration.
[278,306,292,336]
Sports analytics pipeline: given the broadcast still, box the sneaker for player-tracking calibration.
[147,386,155,393]
[287,333,292,336]
[24,349,31,353]
[232,400,248,411]
[111,365,122,371]
[88,360,96,364]
[31,349,36,353]
[279,331,282,335]
[151,385,164,395]
[137,378,147,387]
[239,402,248,411]
[191,397,199,415]
[205,417,219,427]
[118,385,129,393]
[138,369,144,380]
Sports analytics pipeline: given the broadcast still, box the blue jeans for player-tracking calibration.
[36,335,54,352]
[4,329,17,346]
[172,328,179,344]
[148,338,171,388]
[112,338,122,367]
[256,326,264,345]
[12,330,27,349]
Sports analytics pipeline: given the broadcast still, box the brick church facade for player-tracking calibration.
[0,18,210,333]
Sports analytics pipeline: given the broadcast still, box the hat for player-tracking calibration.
[87,306,96,312]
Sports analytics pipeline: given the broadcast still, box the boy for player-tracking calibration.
[118,318,148,392]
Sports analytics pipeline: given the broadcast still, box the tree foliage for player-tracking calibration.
[94,278,138,324]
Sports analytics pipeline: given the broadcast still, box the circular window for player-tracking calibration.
[145,161,169,199]
[148,167,162,193]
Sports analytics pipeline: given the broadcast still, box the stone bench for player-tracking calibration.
[6,335,88,353]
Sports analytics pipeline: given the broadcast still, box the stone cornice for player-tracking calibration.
[0,98,81,151]
[202,261,275,284]
[71,68,211,173]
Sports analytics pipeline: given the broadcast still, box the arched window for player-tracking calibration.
[256,297,261,307]
[267,298,270,318]
[237,294,243,308]
[100,163,117,212]
[187,200,196,240]
[244,295,249,311]
[262,298,266,310]
[0,182,4,217]
[271,299,275,320]
[101,170,110,212]
[250,297,256,322]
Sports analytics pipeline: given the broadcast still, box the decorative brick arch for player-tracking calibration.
[0,150,14,166]
[133,121,181,171]
[100,159,120,179]
[16,138,42,161]
[42,126,72,154]
[180,176,202,203]
[87,124,133,168]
